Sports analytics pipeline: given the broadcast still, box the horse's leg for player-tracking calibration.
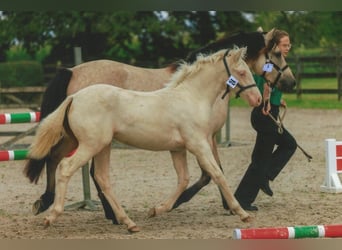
[173,135,229,210]
[31,156,56,215]
[148,150,190,217]
[189,140,251,222]
[172,164,211,209]
[32,136,77,215]
[89,159,119,224]
[92,145,138,232]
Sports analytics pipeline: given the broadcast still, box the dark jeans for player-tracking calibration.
[234,104,297,206]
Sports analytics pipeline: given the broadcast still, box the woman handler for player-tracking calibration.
[234,29,297,211]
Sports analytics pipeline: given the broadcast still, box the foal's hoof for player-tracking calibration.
[241,215,252,223]
[128,225,140,233]
[147,208,156,218]
[43,218,51,229]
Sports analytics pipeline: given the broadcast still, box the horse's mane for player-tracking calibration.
[167,48,241,88]
[185,31,265,63]
[167,30,277,73]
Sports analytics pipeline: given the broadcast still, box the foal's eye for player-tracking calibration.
[238,71,246,77]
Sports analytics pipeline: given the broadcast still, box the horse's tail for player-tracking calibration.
[24,97,73,183]
[40,68,72,119]
[23,68,72,184]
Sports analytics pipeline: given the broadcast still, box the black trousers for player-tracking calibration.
[234,104,297,206]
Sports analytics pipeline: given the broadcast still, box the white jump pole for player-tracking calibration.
[321,138,342,193]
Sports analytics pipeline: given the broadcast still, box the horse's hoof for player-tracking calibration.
[147,208,156,218]
[32,200,44,215]
[111,219,120,225]
[128,225,140,233]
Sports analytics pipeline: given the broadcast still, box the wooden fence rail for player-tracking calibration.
[287,55,342,101]
[0,55,341,109]
[0,86,46,109]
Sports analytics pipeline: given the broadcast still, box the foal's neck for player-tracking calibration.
[179,63,227,102]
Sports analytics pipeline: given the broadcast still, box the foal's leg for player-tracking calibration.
[92,145,139,232]
[33,136,78,215]
[148,150,189,217]
[44,146,91,227]
[189,141,250,222]
[211,138,230,210]
[173,136,229,210]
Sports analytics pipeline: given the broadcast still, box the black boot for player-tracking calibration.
[241,203,258,211]
[260,180,273,197]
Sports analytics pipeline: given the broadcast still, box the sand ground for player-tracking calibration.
[1,107,342,239]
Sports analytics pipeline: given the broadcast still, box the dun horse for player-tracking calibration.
[24,29,296,222]
[26,48,260,232]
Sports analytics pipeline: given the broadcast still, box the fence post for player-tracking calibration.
[65,47,99,211]
[223,99,231,146]
[295,56,302,100]
[337,55,342,101]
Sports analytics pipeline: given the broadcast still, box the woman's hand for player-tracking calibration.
[280,99,287,108]
[262,99,271,115]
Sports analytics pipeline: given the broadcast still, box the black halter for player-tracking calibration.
[261,53,289,88]
[221,49,257,99]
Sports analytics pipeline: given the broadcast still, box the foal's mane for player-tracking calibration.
[166,48,236,88]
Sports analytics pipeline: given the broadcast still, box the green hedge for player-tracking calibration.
[0,61,44,87]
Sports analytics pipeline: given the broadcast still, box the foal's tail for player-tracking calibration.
[23,68,72,184]
[24,97,73,183]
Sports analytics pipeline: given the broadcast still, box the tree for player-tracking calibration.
[253,11,342,53]
[6,11,341,66]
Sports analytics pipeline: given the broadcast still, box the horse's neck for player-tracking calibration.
[247,55,265,76]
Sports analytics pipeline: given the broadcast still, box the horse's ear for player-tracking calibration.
[264,28,275,43]
[264,28,277,50]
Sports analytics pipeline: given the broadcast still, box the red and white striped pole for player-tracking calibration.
[0,112,41,124]
[0,149,28,161]
[233,224,342,239]
[0,149,76,162]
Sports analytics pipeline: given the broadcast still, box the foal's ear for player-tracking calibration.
[229,47,246,63]
[234,47,247,61]
[239,47,247,60]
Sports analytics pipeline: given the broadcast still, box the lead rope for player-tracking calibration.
[268,107,313,162]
